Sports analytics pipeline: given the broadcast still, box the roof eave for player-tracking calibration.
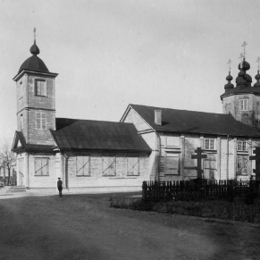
[13,69,59,82]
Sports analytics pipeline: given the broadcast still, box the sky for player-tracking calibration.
[1,0,260,143]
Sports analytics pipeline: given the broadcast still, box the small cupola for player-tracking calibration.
[17,28,49,74]
[224,71,234,92]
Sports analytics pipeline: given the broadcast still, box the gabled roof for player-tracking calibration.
[51,118,151,153]
[125,104,260,138]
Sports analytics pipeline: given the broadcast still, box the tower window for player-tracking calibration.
[35,80,47,96]
[240,99,248,111]
[36,113,47,130]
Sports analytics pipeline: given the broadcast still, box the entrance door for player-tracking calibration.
[18,159,24,186]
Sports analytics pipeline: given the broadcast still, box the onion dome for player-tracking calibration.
[254,71,260,87]
[224,72,234,90]
[18,40,49,74]
[30,41,40,55]
[236,58,252,89]
[238,60,250,71]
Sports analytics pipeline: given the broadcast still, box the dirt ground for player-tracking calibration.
[0,191,260,260]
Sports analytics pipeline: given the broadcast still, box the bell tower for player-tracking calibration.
[220,43,260,125]
[13,30,58,146]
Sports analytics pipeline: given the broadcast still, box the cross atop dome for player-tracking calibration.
[242,41,247,59]
[34,27,36,43]
[227,59,232,73]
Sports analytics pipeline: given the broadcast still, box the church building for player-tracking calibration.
[12,39,260,191]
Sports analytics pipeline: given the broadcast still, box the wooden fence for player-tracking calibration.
[142,180,259,202]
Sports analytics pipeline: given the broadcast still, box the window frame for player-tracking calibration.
[240,99,248,111]
[127,157,140,176]
[35,79,47,97]
[76,156,91,176]
[165,152,180,175]
[34,157,49,176]
[36,112,47,130]
[102,156,116,176]
[237,140,247,151]
[236,155,248,176]
[204,138,215,150]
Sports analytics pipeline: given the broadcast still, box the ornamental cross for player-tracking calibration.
[191,147,207,179]
[227,59,232,72]
[33,27,36,42]
[242,41,247,59]
[249,147,260,181]
[256,57,260,71]
[239,53,244,63]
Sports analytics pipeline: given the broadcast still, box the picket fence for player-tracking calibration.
[142,180,259,202]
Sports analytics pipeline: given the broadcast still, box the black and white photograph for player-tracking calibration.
[0,1,260,259]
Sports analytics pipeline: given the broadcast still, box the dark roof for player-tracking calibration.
[51,118,151,153]
[128,104,260,138]
[12,131,55,153]
[18,55,49,74]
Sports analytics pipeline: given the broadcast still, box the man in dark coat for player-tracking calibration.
[57,177,63,197]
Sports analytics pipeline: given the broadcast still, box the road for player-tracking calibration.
[0,191,259,260]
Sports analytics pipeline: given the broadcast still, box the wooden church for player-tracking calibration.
[12,39,260,191]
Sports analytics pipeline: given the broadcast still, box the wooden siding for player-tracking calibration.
[122,107,152,132]
[66,155,149,188]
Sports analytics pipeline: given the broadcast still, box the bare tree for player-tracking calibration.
[0,139,16,186]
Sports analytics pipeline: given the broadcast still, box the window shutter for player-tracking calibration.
[102,157,116,176]
[127,157,139,176]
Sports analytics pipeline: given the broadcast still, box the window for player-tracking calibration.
[236,155,248,176]
[165,153,180,175]
[237,140,247,151]
[204,138,215,150]
[127,157,140,176]
[102,157,116,176]
[35,80,47,96]
[34,158,49,176]
[240,99,248,111]
[76,156,90,176]
[36,113,47,130]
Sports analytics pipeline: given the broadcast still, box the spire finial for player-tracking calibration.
[257,57,260,71]
[242,41,247,59]
[33,27,36,43]
[228,59,232,73]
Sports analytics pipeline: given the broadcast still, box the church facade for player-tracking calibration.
[12,40,260,190]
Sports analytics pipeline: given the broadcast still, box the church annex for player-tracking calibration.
[12,39,260,190]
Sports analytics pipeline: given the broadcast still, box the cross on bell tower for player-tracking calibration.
[241,41,247,59]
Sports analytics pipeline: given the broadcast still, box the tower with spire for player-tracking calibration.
[12,29,58,187]
[221,43,260,125]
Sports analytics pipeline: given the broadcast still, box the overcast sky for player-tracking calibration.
[1,0,260,142]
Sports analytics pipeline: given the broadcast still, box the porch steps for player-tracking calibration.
[5,186,27,193]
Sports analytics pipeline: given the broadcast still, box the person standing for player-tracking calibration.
[57,177,63,197]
